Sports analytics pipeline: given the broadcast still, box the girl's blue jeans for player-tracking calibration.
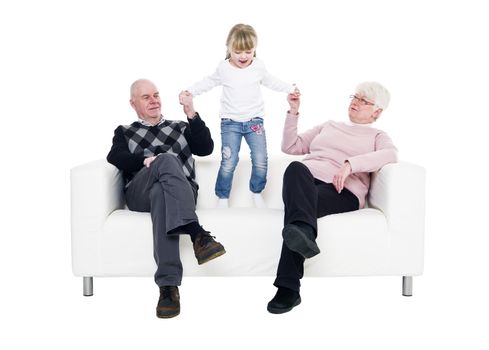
[215,117,268,199]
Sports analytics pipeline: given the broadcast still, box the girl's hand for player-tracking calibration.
[292,84,301,98]
[179,90,192,104]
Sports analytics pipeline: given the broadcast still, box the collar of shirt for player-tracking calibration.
[138,115,165,127]
[346,120,373,127]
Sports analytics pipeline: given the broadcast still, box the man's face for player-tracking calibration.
[130,81,161,123]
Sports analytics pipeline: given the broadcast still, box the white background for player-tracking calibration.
[1,0,488,348]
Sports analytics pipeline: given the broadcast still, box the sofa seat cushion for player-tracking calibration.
[99,207,388,277]
[310,208,389,275]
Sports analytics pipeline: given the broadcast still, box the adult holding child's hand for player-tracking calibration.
[268,82,398,315]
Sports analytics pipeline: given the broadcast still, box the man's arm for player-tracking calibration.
[180,92,214,156]
[184,114,214,156]
[106,126,145,172]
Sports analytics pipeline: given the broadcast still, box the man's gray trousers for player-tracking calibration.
[125,153,198,287]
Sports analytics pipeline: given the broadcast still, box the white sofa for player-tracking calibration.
[71,156,425,296]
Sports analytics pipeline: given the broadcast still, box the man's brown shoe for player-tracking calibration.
[193,232,226,265]
[156,286,180,318]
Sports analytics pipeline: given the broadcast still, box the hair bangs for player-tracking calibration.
[232,33,256,51]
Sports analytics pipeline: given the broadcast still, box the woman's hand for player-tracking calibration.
[287,86,300,115]
[333,161,352,193]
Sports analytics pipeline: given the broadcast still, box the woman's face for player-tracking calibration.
[348,94,382,124]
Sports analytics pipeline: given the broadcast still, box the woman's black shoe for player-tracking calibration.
[267,287,301,314]
[282,223,320,258]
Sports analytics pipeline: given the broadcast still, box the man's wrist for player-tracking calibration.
[187,111,198,119]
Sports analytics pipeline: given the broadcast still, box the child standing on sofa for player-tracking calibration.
[180,23,299,208]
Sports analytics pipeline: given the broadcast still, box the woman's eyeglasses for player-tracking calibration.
[349,95,375,106]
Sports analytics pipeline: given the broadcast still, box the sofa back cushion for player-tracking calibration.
[194,155,302,210]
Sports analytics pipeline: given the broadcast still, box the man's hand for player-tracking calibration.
[333,161,352,193]
[144,156,157,168]
[179,90,196,118]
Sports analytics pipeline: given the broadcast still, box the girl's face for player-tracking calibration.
[229,47,255,68]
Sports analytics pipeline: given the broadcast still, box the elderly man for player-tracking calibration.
[267,82,397,314]
[107,79,225,318]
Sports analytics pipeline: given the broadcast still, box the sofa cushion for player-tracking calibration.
[195,155,301,210]
[99,207,388,277]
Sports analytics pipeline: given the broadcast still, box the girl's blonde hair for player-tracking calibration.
[225,24,257,59]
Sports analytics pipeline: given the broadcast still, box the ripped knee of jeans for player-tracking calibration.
[222,146,232,159]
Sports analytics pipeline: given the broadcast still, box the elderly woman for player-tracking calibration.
[267,82,398,314]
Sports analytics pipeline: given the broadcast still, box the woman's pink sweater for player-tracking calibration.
[282,113,398,208]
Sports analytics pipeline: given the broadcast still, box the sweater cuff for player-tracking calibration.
[187,112,201,122]
[346,157,359,174]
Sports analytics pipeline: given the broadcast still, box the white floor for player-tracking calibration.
[4,269,487,349]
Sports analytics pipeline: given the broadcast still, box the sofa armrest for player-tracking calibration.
[368,161,426,234]
[71,160,124,275]
[368,161,426,274]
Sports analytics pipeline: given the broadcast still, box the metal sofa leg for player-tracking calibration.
[83,277,93,296]
[402,276,413,296]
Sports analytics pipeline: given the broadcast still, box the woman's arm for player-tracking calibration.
[281,93,323,155]
[347,132,398,173]
[332,132,397,193]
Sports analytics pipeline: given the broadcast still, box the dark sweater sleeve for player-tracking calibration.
[106,125,145,173]
[184,113,214,156]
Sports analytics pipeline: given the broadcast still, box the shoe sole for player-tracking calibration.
[267,297,302,314]
[197,248,226,265]
[282,225,320,259]
[156,309,180,318]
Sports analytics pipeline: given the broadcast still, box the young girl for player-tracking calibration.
[181,23,299,208]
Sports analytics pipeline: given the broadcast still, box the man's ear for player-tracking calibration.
[129,99,136,110]
[372,108,383,121]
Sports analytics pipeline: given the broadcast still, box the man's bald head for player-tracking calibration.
[129,79,162,125]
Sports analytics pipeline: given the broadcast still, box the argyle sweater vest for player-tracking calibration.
[121,120,194,184]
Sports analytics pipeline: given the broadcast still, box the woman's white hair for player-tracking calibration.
[355,81,390,111]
